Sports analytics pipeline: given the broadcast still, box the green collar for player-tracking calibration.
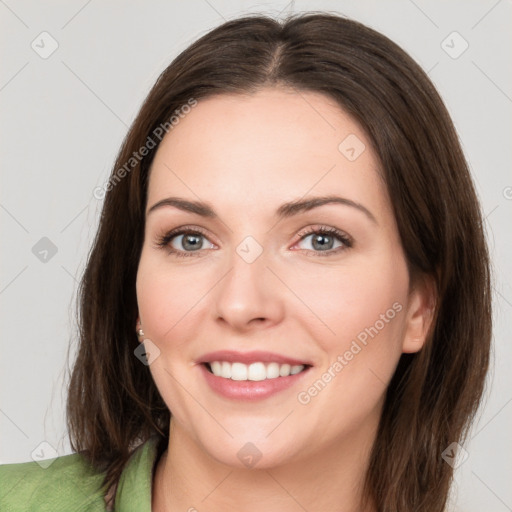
[114,435,161,511]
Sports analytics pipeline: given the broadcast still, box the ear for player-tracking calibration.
[135,316,144,342]
[401,273,437,354]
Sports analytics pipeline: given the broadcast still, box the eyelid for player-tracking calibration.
[295,225,352,243]
[154,224,353,257]
[153,225,217,251]
[290,225,353,255]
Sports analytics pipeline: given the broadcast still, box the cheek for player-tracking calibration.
[293,262,409,430]
[136,252,209,342]
[135,253,207,421]
[289,255,408,352]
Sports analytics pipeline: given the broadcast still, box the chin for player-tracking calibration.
[193,429,305,471]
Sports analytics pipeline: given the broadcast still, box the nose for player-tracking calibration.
[212,242,285,332]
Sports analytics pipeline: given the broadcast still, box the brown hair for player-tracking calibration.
[66,12,492,511]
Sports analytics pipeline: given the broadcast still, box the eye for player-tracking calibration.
[293,226,353,256]
[155,227,216,257]
[155,225,353,258]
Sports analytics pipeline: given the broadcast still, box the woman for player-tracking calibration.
[0,12,491,512]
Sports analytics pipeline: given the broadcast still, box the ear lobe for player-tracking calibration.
[402,274,437,354]
[136,316,145,343]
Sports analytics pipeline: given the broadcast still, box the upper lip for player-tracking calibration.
[197,350,312,366]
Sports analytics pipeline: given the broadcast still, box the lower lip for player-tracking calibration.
[199,363,311,401]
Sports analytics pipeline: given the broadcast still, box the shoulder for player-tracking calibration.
[0,452,108,512]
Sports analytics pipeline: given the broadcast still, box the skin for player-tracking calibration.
[135,87,435,512]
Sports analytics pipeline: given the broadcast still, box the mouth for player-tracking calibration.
[203,361,311,381]
[197,350,313,401]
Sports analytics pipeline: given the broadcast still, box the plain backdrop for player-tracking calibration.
[1,1,511,510]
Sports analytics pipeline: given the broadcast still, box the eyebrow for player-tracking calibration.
[147,195,377,224]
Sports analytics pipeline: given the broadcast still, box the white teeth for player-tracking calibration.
[279,364,291,377]
[266,362,280,379]
[290,365,303,375]
[210,361,222,376]
[221,361,231,379]
[231,362,247,381]
[208,361,306,380]
[248,362,266,381]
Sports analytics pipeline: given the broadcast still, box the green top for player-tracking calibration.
[0,436,161,511]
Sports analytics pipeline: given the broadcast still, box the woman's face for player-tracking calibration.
[136,87,431,468]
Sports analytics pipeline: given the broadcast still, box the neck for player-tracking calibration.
[152,419,378,512]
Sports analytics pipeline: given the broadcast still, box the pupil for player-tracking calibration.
[183,234,201,251]
[312,234,333,251]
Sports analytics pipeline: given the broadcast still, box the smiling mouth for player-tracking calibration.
[204,361,311,381]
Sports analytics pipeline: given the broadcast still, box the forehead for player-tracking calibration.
[146,88,391,223]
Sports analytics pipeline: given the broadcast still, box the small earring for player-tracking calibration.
[136,319,145,339]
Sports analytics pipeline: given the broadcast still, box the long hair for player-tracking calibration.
[66,12,492,511]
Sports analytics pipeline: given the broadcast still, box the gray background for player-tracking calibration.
[1,0,511,510]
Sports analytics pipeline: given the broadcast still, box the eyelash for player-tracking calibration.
[154,225,353,258]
